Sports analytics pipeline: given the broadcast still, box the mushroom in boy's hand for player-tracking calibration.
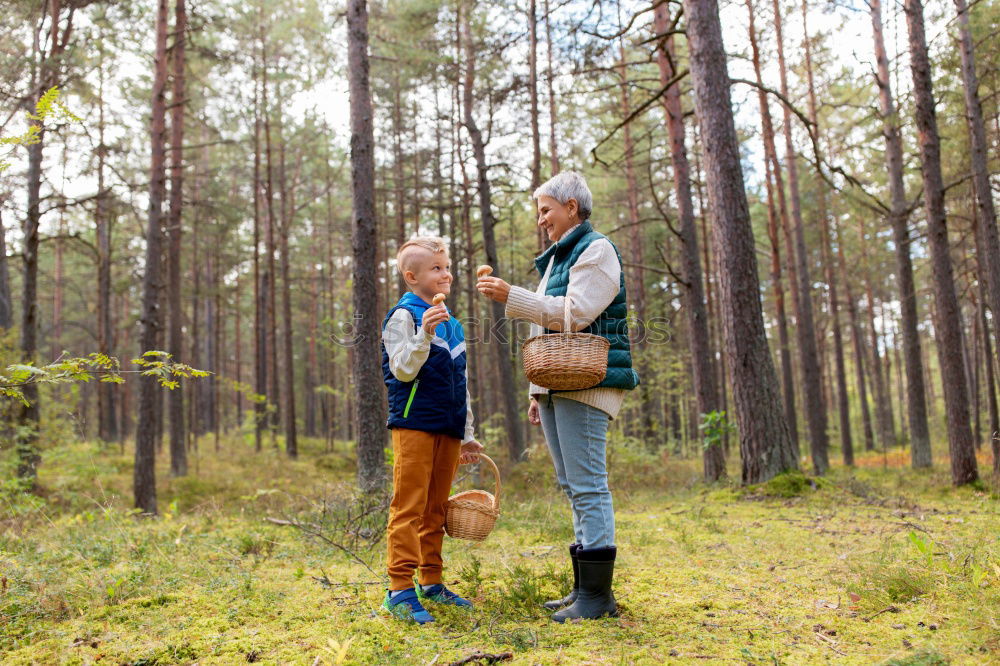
[477,265,493,278]
[432,292,450,320]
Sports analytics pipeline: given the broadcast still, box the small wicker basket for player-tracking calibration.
[522,295,610,390]
[445,454,501,541]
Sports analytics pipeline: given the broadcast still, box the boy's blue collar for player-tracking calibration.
[399,291,436,309]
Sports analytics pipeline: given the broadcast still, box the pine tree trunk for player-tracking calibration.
[277,105,298,459]
[95,45,117,443]
[543,0,559,175]
[461,0,526,462]
[984,286,1000,476]
[954,0,1000,373]
[135,0,170,514]
[771,0,829,474]
[617,42,646,330]
[746,2,799,456]
[252,39,265,452]
[682,0,797,484]
[802,3,851,466]
[167,0,187,477]
[837,226,875,451]
[870,0,932,467]
[904,0,978,485]
[0,211,11,330]
[347,0,387,491]
[16,1,64,483]
[654,2,723,480]
[262,44,279,441]
[528,0,541,192]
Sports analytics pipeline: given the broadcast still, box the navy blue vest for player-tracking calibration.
[382,294,468,440]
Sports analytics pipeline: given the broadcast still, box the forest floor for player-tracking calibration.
[1,434,998,665]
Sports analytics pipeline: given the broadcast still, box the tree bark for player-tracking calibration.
[347,0,387,491]
[277,96,298,459]
[746,2,798,456]
[617,39,646,329]
[904,0,978,484]
[654,2,723,481]
[682,0,797,484]
[252,32,265,452]
[802,2,851,466]
[837,219,875,453]
[135,0,170,514]
[167,0,187,477]
[262,38,279,440]
[0,211,11,330]
[461,0,526,462]
[772,0,829,474]
[543,0,560,175]
[870,0,932,467]
[95,40,117,443]
[954,0,1000,373]
[529,0,541,191]
[16,0,64,483]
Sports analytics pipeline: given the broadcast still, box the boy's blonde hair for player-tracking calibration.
[396,236,449,276]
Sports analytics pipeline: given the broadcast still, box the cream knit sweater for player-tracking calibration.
[504,225,628,419]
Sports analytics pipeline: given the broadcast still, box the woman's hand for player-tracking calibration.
[477,276,511,304]
[527,398,541,426]
[459,440,484,464]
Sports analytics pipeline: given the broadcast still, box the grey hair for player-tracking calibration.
[533,171,593,221]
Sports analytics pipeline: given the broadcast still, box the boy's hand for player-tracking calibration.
[528,398,541,426]
[459,440,484,464]
[421,304,449,336]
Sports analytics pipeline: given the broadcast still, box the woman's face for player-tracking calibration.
[536,195,579,242]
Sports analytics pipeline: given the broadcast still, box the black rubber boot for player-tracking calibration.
[551,546,618,622]
[543,543,580,610]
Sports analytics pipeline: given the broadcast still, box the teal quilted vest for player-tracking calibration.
[533,221,639,391]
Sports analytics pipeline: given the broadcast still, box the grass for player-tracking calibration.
[1,434,998,665]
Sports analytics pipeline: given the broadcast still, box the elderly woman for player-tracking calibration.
[477,171,639,622]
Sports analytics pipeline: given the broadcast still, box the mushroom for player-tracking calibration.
[477,265,493,278]
[432,292,450,320]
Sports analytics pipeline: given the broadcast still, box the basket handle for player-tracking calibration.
[562,294,573,332]
[476,454,501,511]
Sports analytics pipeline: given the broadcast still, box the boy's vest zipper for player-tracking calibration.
[403,379,420,418]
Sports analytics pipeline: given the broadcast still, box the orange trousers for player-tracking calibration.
[386,428,461,590]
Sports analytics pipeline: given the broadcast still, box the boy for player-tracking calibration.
[380,236,485,624]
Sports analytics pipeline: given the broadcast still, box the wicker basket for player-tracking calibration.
[445,454,501,541]
[522,295,610,390]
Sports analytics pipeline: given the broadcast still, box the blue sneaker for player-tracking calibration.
[381,588,434,624]
[417,583,473,608]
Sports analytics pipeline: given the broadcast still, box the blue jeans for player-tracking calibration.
[537,395,615,549]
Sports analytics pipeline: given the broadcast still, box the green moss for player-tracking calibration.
[883,649,950,665]
[745,469,829,498]
[0,436,997,664]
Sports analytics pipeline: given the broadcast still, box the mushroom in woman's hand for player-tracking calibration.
[476,265,510,303]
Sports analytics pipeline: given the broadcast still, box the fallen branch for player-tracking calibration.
[448,651,514,666]
[264,516,379,577]
[813,632,846,656]
[863,605,901,622]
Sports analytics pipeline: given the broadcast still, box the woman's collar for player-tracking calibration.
[553,222,582,242]
[533,220,594,275]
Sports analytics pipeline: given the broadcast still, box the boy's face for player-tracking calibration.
[404,249,453,300]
